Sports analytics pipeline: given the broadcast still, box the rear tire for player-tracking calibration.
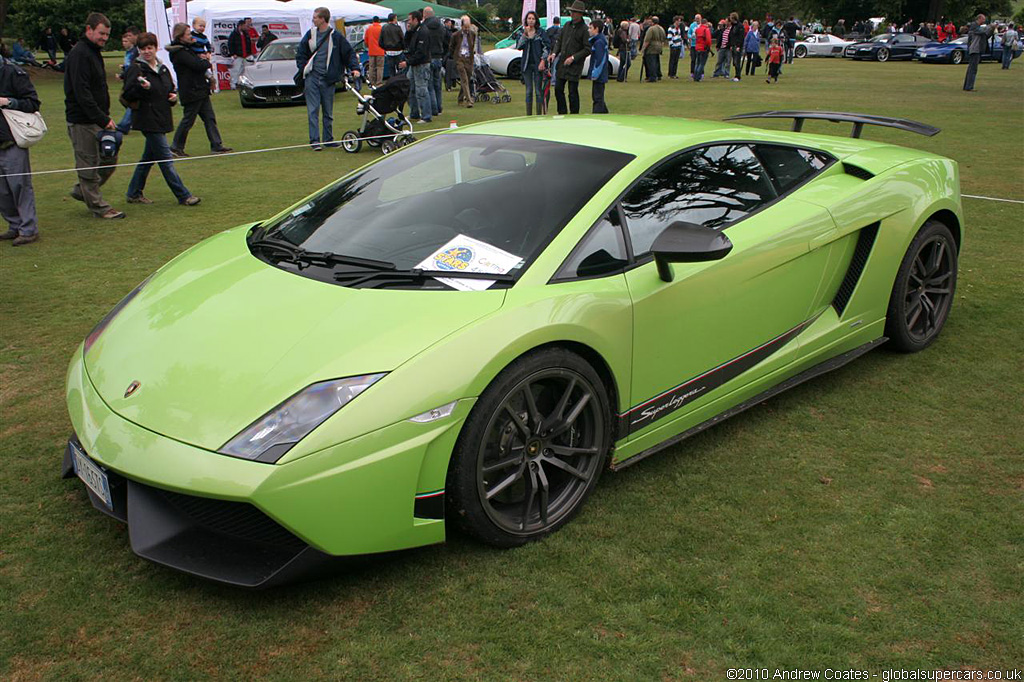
[884,220,958,353]
[446,348,612,548]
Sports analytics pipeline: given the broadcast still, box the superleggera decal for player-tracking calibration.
[620,315,819,435]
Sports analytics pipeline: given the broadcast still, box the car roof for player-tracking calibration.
[451,115,893,161]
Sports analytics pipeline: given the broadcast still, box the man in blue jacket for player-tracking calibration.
[295,7,360,150]
[588,20,609,113]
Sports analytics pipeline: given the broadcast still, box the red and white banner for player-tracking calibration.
[521,0,536,24]
[170,0,187,26]
[546,0,560,21]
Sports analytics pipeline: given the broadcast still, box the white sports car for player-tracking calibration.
[485,47,620,80]
[794,34,854,58]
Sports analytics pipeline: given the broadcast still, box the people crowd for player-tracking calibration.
[1,8,1020,247]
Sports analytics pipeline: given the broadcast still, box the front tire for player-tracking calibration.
[885,220,958,353]
[951,50,964,64]
[795,45,807,58]
[507,59,522,80]
[341,130,361,153]
[877,47,890,62]
[446,349,612,547]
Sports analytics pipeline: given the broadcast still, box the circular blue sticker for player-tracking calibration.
[434,246,474,271]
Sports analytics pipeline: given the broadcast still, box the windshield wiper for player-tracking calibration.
[250,236,396,270]
[334,268,515,288]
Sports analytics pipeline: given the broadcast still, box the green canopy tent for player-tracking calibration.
[378,0,464,20]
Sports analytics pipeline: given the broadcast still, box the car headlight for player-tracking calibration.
[219,374,386,463]
[83,276,151,354]
[238,75,254,88]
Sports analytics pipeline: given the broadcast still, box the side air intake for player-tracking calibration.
[832,222,880,316]
[843,163,875,181]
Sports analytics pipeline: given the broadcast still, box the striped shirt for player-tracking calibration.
[667,26,683,48]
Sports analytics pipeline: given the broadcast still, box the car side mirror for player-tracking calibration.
[246,55,256,63]
[651,221,733,282]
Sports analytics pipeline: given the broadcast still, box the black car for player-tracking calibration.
[844,33,932,61]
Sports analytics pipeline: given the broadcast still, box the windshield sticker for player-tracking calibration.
[417,235,522,291]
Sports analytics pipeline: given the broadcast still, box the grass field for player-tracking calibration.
[1,54,1022,680]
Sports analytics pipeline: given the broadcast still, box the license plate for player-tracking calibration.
[71,443,113,511]
[266,96,291,103]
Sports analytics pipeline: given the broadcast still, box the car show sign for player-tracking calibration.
[417,235,522,291]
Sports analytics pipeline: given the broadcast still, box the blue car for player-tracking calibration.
[915,35,1009,64]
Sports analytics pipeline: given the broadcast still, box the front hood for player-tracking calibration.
[85,227,505,451]
[244,60,297,86]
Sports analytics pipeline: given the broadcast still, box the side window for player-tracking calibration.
[755,145,831,194]
[620,144,776,256]
[555,208,628,280]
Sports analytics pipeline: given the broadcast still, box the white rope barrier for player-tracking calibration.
[4,134,1024,207]
[961,194,1024,205]
[0,126,451,179]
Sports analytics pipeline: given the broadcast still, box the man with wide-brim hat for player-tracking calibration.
[551,0,590,114]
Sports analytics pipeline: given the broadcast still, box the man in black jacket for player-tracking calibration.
[552,1,591,115]
[227,19,256,88]
[422,7,446,116]
[379,14,405,80]
[0,44,42,245]
[168,23,231,156]
[398,11,433,122]
[64,13,123,220]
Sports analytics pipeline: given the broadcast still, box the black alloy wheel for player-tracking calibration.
[447,349,611,547]
[877,47,890,62]
[885,220,958,352]
[507,59,522,80]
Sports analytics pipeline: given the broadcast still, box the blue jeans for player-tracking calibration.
[116,108,133,134]
[523,67,544,114]
[693,50,709,81]
[304,73,335,144]
[409,63,433,121]
[430,58,443,114]
[126,132,191,202]
[1002,45,1013,68]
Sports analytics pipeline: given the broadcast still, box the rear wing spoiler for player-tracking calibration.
[724,111,941,139]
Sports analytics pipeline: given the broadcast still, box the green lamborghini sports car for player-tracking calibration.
[63,112,963,587]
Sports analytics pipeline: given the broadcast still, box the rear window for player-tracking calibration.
[755,145,832,193]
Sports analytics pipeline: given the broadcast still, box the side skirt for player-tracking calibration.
[609,337,887,471]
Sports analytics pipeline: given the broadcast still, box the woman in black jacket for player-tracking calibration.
[167,23,230,156]
[122,32,200,205]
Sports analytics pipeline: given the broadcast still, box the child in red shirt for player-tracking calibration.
[766,37,783,83]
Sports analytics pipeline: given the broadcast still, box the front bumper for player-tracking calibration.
[65,344,472,587]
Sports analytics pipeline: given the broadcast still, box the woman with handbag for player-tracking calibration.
[0,42,42,246]
[743,21,761,77]
[121,32,200,206]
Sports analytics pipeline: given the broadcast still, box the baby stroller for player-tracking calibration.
[472,58,512,104]
[341,74,416,156]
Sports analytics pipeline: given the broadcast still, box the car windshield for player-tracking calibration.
[257,134,633,288]
[258,41,297,61]
[952,37,967,44]
[871,35,892,42]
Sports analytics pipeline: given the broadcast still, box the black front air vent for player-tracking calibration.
[157,488,307,551]
[832,222,880,316]
[843,163,875,181]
